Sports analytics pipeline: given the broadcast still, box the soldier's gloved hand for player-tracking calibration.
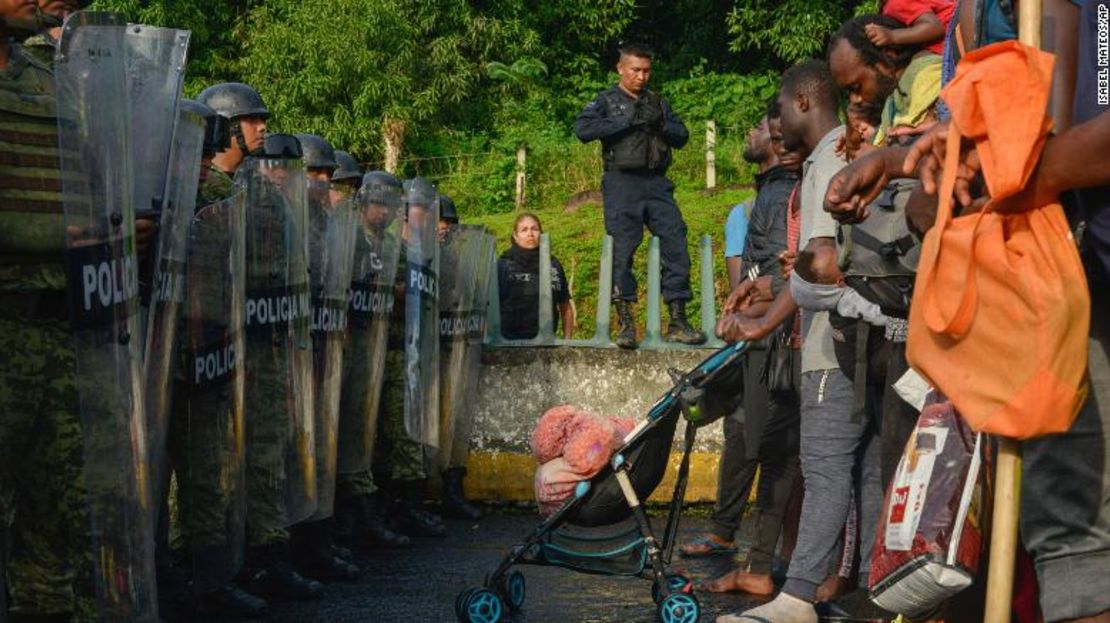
[632,98,664,129]
[135,218,156,264]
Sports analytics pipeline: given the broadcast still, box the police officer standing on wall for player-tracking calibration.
[575,41,706,349]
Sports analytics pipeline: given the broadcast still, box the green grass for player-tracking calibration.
[468,184,755,339]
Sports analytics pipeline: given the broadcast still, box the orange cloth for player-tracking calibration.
[906,41,1090,439]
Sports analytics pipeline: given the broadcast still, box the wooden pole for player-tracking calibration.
[514,144,527,210]
[983,4,1040,622]
[705,120,717,190]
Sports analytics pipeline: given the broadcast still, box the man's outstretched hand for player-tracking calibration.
[715,312,770,344]
[824,149,891,224]
[903,120,982,208]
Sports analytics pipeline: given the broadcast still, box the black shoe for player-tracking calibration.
[244,561,324,601]
[296,548,359,582]
[336,492,412,549]
[665,300,706,345]
[291,519,360,582]
[441,467,483,520]
[331,543,354,562]
[195,584,268,618]
[390,507,449,538]
[614,300,638,349]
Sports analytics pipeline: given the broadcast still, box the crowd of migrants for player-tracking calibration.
[2,0,1110,622]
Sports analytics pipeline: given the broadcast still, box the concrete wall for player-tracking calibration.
[462,346,731,504]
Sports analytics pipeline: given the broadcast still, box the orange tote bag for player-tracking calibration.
[906,41,1089,439]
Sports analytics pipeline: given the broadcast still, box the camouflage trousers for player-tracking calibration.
[167,375,245,589]
[243,333,294,547]
[376,350,426,481]
[0,302,92,619]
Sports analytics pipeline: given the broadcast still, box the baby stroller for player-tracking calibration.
[455,340,751,623]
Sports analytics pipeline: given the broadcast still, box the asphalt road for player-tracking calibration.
[218,507,892,623]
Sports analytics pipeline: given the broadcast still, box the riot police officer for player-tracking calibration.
[197,82,269,183]
[574,42,706,349]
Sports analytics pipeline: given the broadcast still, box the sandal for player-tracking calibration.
[677,534,737,558]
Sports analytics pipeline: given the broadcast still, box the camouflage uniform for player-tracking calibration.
[376,244,426,481]
[0,44,92,618]
[165,166,244,587]
[19,32,55,68]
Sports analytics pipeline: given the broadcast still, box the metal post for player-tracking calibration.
[699,234,724,348]
[515,144,527,210]
[485,259,503,346]
[642,236,663,349]
[705,120,717,190]
[593,235,614,346]
[537,233,555,344]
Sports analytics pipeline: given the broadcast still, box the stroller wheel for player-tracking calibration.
[455,587,478,620]
[459,587,504,623]
[499,570,525,611]
[656,592,700,623]
[651,573,693,603]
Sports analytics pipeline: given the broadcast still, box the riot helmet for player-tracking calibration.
[438,193,459,224]
[261,133,303,160]
[181,99,230,157]
[294,133,337,175]
[402,176,437,220]
[332,150,362,184]
[197,82,269,156]
[358,170,402,231]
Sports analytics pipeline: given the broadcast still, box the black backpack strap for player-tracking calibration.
[851,226,917,262]
[851,318,870,425]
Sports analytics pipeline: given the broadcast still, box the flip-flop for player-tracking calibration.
[716,615,773,623]
[677,535,737,558]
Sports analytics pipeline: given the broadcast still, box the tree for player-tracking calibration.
[238,0,539,169]
[726,0,880,67]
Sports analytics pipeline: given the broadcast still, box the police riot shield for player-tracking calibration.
[54,12,157,621]
[403,180,441,447]
[447,226,496,468]
[436,225,486,463]
[306,179,358,520]
[143,105,205,524]
[126,24,189,332]
[171,191,247,591]
[237,156,317,531]
[336,180,404,477]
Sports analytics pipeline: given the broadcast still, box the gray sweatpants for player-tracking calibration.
[782,367,882,602]
[1021,291,1110,622]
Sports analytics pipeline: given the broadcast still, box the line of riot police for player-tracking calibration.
[0,6,495,621]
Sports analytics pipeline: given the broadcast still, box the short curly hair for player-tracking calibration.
[828,15,919,72]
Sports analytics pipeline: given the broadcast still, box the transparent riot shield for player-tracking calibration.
[306,179,358,520]
[126,24,189,331]
[238,156,317,532]
[170,191,247,591]
[403,190,440,447]
[436,225,486,463]
[336,183,403,477]
[55,12,157,621]
[143,106,205,527]
[445,226,496,469]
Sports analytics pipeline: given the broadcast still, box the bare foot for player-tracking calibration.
[698,569,775,595]
[815,574,852,603]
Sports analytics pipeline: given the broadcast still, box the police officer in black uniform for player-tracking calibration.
[574,42,705,349]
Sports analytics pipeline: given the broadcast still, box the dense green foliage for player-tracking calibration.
[91,0,879,328]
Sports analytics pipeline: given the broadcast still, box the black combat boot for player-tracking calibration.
[291,519,359,582]
[440,467,482,520]
[194,584,269,619]
[665,300,707,345]
[614,300,638,349]
[334,483,411,549]
[389,479,448,538]
[243,543,324,601]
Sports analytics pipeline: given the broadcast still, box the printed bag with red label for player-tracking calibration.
[869,396,988,618]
